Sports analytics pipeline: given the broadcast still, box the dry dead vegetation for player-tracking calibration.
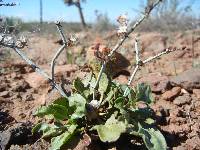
[0,0,200,150]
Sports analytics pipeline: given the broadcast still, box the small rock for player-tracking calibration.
[0,131,11,150]
[21,93,34,101]
[0,84,7,92]
[24,66,34,73]
[10,72,22,80]
[0,123,32,150]
[9,123,32,145]
[36,94,46,105]
[0,91,10,98]
[25,64,77,88]
[162,87,181,100]
[193,89,200,99]
[19,113,26,119]
[173,94,192,106]
[11,80,30,92]
[181,88,189,94]
[170,68,200,92]
[10,93,22,100]
[159,107,170,117]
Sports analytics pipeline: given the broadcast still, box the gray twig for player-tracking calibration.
[13,47,68,98]
[135,38,140,63]
[123,38,140,96]
[0,33,68,98]
[93,0,162,100]
[50,22,67,83]
[142,48,174,64]
[123,46,176,97]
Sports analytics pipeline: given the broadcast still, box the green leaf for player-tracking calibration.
[53,97,69,107]
[98,73,109,95]
[114,97,126,114]
[73,78,85,93]
[32,123,63,138]
[135,83,154,104]
[89,76,96,94]
[34,97,72,121]
[102,85,118,106]
[34,104,70,121]
[68,94,86,119]
[93,114,126,142]
[73,78,90,98]
[138,123,167,150]
[129,107,154,122]
[50,124,77,150]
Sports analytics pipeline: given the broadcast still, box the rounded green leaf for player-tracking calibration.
[93,115,126,142]
[50,124,77,150]
[138,124,167,150]
[68,94,86,119]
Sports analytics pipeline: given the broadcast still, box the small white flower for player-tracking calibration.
[89,99,100,108]
[117,13,129,36]
[3,36,14,45]
[68,34,78,45]
[117,14,129,26]
[0,34,5,42]
[117,25,128,35]
[19,35,27,44]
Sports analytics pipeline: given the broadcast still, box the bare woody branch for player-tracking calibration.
[13,47,68,98]
[123,42,176,97]
[51,22,67,83]
[0,22,79,100]
[93,0,162,99]
[123,38,140,96]
[142,48,175,64]
[0,20,81,99]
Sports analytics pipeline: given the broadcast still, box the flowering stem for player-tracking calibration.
[51,22,67,83]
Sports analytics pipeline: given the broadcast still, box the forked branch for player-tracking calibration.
[123,39,176,97]
[51,22,68,83]
[0,23,70,98]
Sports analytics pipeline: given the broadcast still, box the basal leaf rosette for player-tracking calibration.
[33,73,167,150]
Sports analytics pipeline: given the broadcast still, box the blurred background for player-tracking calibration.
[0,0,200,33]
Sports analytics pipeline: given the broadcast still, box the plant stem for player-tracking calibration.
[51,22,67,83]
[123,38,140,96]
[13,47,68,98]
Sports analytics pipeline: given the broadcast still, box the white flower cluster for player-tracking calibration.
[68,34,78,46]
[0,33,27,48]
[117,14,129,36]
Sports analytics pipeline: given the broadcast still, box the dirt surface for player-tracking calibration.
[0,30,200,149]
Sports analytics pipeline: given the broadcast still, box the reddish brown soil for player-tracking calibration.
[0,30,200,150]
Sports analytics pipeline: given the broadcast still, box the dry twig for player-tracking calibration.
[51,22,68,83]
[0,24,69,98]
[123,39,176,96]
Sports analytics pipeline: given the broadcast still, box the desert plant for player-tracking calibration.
[33,72,167,150]
[32,35,175,149]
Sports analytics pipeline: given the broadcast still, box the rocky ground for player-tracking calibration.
[0,30,200,150]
